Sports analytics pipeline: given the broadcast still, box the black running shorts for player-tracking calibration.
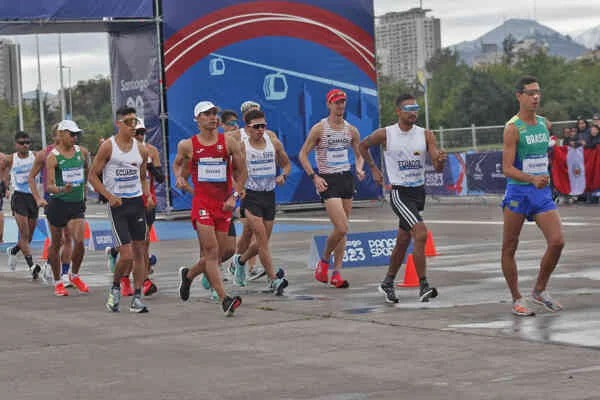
[389,185,425,232]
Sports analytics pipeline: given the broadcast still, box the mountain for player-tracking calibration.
[575,25,600,50]
[451,19,589,65]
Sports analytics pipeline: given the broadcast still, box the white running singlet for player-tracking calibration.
[103,136,143,198]
[315,118,352,174]
[11,151,35,194]
[384,124,427,187]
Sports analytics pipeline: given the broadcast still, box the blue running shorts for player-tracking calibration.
[501,184,556,221]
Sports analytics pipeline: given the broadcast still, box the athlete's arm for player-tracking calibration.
[272,136,291,186]
[45,153,66,194]
[5,153,13,196]
[359,128,386,185]
[227,134,247,195]
[139,145,154,209]
[502,123,548,188]
[299,123,328,192]
[89,140,121,207]
[349,125,365,181]
[0,153,9,199]
[28,151,46,206]
[425,130,447,173]
[147,144,165,184]
[172,139,193,193]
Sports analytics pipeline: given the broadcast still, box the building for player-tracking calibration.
[375,7,441,84]
[0,39,20,106]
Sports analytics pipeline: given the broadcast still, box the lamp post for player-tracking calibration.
[61,65,73,118]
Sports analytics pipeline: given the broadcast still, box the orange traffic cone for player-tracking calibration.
[397,254,419,287]
[425,230,438,256]
[84,221,91,240]
[40,237,50,261]
[149,225,159,242]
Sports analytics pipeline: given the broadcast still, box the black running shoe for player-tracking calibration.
[419,286,438,302]
[31,264,41,280]
[222,295,242,317]
[178,266,191,301]
[378,283,399,304]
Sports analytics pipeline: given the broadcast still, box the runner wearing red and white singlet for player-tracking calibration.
[173,100,247,317]
[298,88,365,288]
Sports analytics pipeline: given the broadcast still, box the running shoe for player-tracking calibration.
[143,278,158,296]
[231,255,246,287]
[70,276,89,294]
[104,246,116,273]
[222,295,242,317]
[247,266,266,282]
[40,263,53,285]
[62,274,73,288]
[7,247,16,271]
[378,283,399,304]
[178,266,192,301]
[209,288,219,302]
[200,273,211,290]
[531,290,562,312]
[106,286,121,312]
[419,285,438,302]
[129,295,149,313]
[31,264,42,280]
[314,260,329,283]
[270,277,288,296]
[330,271,349,288]
[120,276,134,297]
[512,298,535,316]
[54,281,68,296]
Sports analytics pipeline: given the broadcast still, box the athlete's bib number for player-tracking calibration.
[327,148,349,167]
[249,159,276,178]
[15,172,28,184]
[197,157,227,182]
[523,156,548,175]
[62,167,84,185]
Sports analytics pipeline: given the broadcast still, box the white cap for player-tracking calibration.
[240,100,260,114]
[135,117,146,130]
[193,101,219,117]
[57,119,82,133]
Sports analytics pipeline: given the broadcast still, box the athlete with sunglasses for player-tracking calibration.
[6,131,42,279]
[360,93,446,304]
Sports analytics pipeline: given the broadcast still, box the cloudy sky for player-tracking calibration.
[2,0,600,93]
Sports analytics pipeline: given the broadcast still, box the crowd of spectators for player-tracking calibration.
[560,113,600,149]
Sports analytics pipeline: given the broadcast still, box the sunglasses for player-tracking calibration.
[135,129,146,136]
[68,131,80,137]
[225,120,239,127]
[17,140,31,145]
[119,117,137,127]
[249,123,267,130]
[400,104,420,112]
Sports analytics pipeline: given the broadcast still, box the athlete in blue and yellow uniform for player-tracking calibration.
[501,75,565,316]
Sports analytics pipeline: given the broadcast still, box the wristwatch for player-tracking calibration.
[232,191,240,199]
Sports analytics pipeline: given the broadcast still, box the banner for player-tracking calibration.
[466,151,506,194]
[308,230,413,269]
[551,145,600,195]
[425,152,467,195]
[0,1,153,20]
[162,0,380,210]
[109,26,167,210]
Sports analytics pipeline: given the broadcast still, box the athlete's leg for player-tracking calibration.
[501,207,526,301]
[323,197,349,264]
[533,209,564,293]
[66,218,85,275]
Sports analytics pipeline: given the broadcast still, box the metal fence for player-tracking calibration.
[433,120,579,152]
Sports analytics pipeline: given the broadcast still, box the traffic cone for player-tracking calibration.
[149,225,159,242]
[84,221,91,240]
[397,254,419,287]
[425,230,438,256]
[40,237,50,261]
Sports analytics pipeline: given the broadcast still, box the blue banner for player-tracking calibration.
[466,151,506,194]
[162,0,379,210]
[425,153,468,196]
[109,26,166,210]
[0,1,153,20]
[308,230,412,269]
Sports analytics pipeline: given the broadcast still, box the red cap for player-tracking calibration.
[326,89,347,103]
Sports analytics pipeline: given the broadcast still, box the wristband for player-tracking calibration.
[309,173,316,179]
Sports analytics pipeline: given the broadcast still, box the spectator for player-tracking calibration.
[563,125,586,148]
[592,113,600,128]
[584,124,600,148]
